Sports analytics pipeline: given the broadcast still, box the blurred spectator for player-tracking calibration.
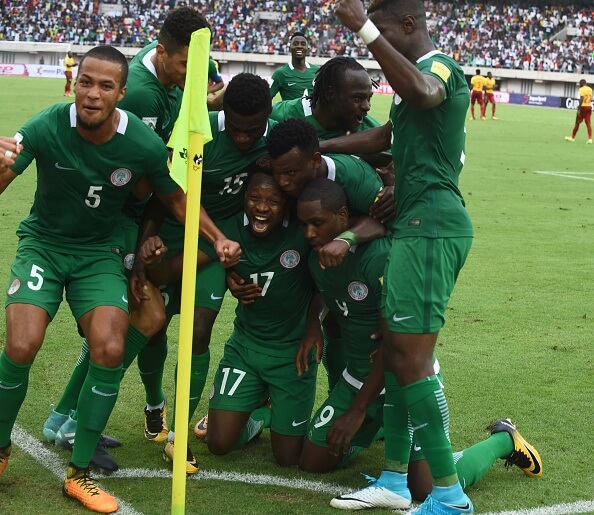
[1,1,593,72]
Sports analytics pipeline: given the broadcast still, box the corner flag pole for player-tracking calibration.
[167,27,213,515]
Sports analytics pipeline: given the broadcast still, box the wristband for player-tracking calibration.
[145,258,162,269]
[357,19,381,45]
[333,230,359,249]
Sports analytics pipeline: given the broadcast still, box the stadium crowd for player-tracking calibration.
[1,0,594,71]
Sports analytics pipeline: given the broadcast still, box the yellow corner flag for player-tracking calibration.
[168,27,212,515]
[168,27,213,192]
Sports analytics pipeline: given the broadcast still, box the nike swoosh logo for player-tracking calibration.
[291,419,308,427]
[0,381,22,390]
[203,168,221,173]
[413,444,422,452]
[122,295,128,304]
[287,82,296,86]
[393,314,414,322]
[91,386,118,397]
[55,162,76,170]
[210,293,224,300]
[411,422,428,432]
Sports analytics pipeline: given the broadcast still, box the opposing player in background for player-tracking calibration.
[64,50,78,96]
[469,68,485,120]
[482,72,498,120]
[270,32,319,101]
[0,46,187,513]
[565,79,593,144]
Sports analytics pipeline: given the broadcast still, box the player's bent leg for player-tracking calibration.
[206,408,251,455]
[271,432,304,467]
[299,438,340,473]
[408,459,433,502]
[128,280,167,339]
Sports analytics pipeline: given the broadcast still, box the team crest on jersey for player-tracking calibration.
[110,168,132,186]
[123,253,135,270]
[280,250,300,268]
[7,278,20,296]
[141,117,158,131]
[348,281,368,301]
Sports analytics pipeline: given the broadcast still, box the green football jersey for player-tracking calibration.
[201,213,312,358]
[389,51,473,238]
[122,42,182,144]
[12,103,178,254]
[270,97,381,140]
[308,237,390,382]
[269,61,319,101]
[323,153,382,217]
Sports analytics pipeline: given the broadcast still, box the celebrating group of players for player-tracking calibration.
[0,1,543,514]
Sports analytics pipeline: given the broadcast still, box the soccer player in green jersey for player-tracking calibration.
[133,72,275,473]
[270,32,319,101]
[140,171,320,466]
[271,56,381,141]
[0,46,188,513]
[41,7,212,463]
[322,0,539,513]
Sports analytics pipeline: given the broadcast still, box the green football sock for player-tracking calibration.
[337,444,364,468]
[137,333,167,406]
[235,404,272,448]
[170,350,210,433]
[454,432,513,488]
[71,361,122,469]
[383,373,410,473]
[402,375,458,486]
[0,351,31,447]
[55,339,89,415]
[122,323,149,374]
[321,330,345,392]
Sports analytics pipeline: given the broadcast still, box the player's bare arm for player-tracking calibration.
[295,292,324,376]
[335,0,445,110]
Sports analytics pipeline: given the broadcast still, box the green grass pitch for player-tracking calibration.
[0,76,593,514]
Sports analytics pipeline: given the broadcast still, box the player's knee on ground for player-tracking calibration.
[271,432,304,467]
[206,409,247,455]
[298,439,339,473]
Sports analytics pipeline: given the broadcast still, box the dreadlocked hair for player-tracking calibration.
[309,56,367,110]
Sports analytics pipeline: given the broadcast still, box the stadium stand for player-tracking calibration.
[1,1,593,72]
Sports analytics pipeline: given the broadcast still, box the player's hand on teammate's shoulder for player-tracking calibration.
[369,185,396,223]
[226,269,261,305]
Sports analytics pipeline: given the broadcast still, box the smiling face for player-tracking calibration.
[244,172,287,237]
[297,199,348,252]
[270,146,321,198]
[290,35,308,60]
[74,56,126,131]
[329,68,373,133]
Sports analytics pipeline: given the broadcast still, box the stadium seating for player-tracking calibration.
[1,1,593,73]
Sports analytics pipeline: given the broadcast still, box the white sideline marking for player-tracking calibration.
[535,171,594,181]
[10,425,594,515]
[482,501,594,515]
[12,424,142,515]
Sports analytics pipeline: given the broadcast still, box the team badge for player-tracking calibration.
[280,250,300,269]
[348,281,368,301]
[110,168,132,186]
[7,278,21,296]
[123,253,135,270]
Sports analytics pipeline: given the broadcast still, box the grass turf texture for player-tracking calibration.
[0,76,593,515]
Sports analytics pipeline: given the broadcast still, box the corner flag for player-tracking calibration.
[167,27,212,515]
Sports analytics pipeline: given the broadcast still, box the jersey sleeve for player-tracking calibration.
[350,160,383,215]
[119,89,163,132]
[422,56,457,100]
[11,110,45,175]
[269,68,281,99]
[270,100,288,121]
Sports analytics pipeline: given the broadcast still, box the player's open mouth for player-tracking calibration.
[251,214,270,233]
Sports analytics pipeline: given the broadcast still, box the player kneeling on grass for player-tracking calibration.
[140,171,321,466]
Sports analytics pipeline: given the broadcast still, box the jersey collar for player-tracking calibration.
[288,61,311,70]
[69,104,129,134]
[416,49,444,64]
[322,155,336,181]
[143,48,158,79]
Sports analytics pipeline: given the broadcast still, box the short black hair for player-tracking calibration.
[299,177,347,214]
[78,46,128,86]
[223,73,272,116]
[310,56,367,110]
[159,7,209,55]
[290,31,306,41]
[476,69,481,74]
[266,118,319,159]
